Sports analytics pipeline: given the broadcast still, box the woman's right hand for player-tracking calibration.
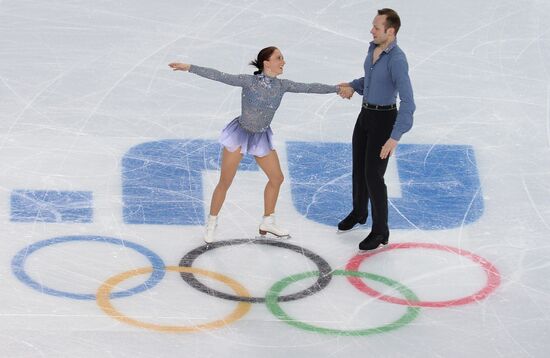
[169,63,191,71]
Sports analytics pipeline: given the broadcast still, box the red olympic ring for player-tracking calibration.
[346,242,501,307]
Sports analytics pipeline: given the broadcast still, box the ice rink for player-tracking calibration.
[1,0,550,357]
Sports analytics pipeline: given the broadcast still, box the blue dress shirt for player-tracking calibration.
[349,40,415,141]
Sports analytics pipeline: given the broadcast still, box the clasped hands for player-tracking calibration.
[337,83,354,99]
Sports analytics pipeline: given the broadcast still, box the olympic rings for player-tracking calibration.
[11,235,502,335]
[11,236,166,300]
[96,266,252,333]
[179,239,333,303]
[266,270,420,336]
[346,242,501,307]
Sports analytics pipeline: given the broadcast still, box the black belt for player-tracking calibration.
[362,102,396,111]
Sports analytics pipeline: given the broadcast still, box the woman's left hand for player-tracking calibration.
[169,63,190,71]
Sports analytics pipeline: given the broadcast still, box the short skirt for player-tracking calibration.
[219,118,274,157]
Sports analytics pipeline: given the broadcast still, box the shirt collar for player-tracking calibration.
[369,39,397,54]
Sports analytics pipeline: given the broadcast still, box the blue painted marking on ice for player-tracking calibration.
[10,190,93,223]
[122,139,258,225]
[120,139,483,229]
[286,142,483,230]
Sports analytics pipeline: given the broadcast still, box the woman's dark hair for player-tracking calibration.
[249,46,278,75]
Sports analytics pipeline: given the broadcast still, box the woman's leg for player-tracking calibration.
[209,147,243,215]
[255,150,289,237]
[254,150,284,216]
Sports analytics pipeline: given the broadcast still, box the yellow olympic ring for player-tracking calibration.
[96,266,252,333]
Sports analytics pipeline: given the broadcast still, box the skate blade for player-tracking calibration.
[337,225,362,234]
[256,233,291,240]
[358,242,388,251]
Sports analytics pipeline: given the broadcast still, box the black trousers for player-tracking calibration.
[351,107,397,234]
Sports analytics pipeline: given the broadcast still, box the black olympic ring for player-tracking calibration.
[179,238,333,303]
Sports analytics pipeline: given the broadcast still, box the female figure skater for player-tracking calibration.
[169,46,341,243]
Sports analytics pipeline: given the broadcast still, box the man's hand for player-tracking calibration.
[169,63,191,71]
[338,83,354,99]
[380,138,398,159]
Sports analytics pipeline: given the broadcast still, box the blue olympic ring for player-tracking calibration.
[11,235,166,300]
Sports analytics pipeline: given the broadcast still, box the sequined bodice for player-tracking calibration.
[189,65,337,132]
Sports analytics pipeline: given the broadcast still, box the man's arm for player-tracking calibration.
[380,55,415,159]
[349,77,365,96]
[389,57,415,141]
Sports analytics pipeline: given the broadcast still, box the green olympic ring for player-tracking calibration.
[265,270,420,336]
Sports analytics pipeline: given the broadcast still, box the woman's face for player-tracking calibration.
[263,48,285,77]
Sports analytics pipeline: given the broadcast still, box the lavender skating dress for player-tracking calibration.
[189,65,339,157]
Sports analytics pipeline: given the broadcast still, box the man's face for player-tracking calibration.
[370,15,391,45]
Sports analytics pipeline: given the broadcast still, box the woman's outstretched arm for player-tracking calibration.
[169,63,251,87]
[281,78,341,95]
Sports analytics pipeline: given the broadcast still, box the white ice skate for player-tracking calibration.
[204,215,218,243]
[258,214,290,239]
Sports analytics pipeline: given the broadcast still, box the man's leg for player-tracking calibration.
[339,109,369,231]
[359,109,396,249]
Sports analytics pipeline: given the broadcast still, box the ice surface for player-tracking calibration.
[1,0,550,357]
